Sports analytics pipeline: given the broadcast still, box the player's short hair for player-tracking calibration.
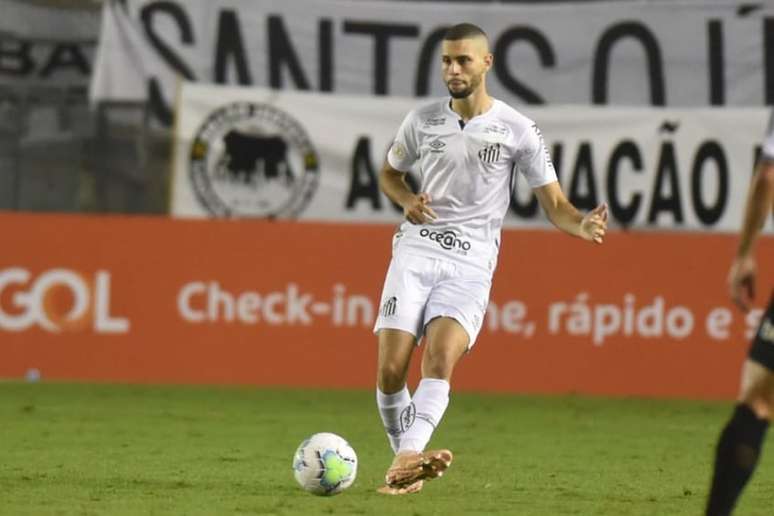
[443,23,488,42]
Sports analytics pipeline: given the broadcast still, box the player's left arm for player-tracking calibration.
[534,181,608,244]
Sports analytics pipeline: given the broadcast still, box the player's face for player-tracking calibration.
[441,37,492,99]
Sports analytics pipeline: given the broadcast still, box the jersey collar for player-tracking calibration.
[445,97,499,126]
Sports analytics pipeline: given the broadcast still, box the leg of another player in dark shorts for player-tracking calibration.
[706,295,774,516]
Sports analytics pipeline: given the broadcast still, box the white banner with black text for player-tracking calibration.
[90,0,774,125]
[0,0,99,90]
[172,82,773,233]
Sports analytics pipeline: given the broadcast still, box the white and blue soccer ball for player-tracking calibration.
[292,432,358,496]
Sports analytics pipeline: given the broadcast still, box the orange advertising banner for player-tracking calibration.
[1,212,772,399]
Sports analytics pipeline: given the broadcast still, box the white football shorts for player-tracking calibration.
[373,252,492,348]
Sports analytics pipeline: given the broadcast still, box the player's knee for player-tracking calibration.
[377,362,407,392]
[738,360,774,420]
[739,398,772,420]
[421,349,456,380]
[739,383,774,420]
[739,390,774,420]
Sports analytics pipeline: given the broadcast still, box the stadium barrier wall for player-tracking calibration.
[1,212,772,399]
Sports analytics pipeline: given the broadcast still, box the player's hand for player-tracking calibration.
[580,202,608,244]
[402,193,437,225]
[728,255,756,312]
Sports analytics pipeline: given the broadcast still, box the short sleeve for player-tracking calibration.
[762,110,774,161]
[516,123,558,188]
[387,110,419,172]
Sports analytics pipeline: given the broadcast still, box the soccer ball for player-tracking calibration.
[292,432,358,496]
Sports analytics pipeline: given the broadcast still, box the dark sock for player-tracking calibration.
[706,404,769,516]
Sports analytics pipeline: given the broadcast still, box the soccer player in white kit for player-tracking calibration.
[373,23,609,495]
[705,113,774,515]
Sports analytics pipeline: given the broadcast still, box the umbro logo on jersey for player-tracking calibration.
[478,142,501,163]
[429,140,446,153]
[381,296,397,317]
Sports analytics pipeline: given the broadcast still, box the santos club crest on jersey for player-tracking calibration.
[478,142,501,163]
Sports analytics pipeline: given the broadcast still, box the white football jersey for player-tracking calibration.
[387,98,557,271]
[763,110,774,161]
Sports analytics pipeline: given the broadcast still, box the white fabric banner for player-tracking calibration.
[0,0,99,89]
[172,82,773,233]
[91,0,774,124]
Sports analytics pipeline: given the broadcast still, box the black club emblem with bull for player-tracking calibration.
[218,130,295,187]
[188,101,319,218]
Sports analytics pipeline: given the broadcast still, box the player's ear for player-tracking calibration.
[484,52,493,71]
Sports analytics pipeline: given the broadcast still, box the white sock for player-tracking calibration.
[398,378,450,453]
[376,385,411,453]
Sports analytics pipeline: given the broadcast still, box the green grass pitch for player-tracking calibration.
[2,382,773,515]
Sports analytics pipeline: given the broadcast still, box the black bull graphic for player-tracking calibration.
[221,131,294,184]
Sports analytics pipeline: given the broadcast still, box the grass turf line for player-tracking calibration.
[1,382,773,515]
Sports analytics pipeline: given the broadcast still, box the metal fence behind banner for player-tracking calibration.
[0,86,172,214]
[89,102,172,214]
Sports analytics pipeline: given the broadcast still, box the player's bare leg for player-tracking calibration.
[376,329,416,451]
[382,317,467,490]
[375,329,417,494]
[377,329,415,394]
[706,360,774,515]
[737,360,774,419]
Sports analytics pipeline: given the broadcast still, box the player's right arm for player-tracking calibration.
[728,158,774,312]
[380,110,437,225]
[379,163,437,225]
